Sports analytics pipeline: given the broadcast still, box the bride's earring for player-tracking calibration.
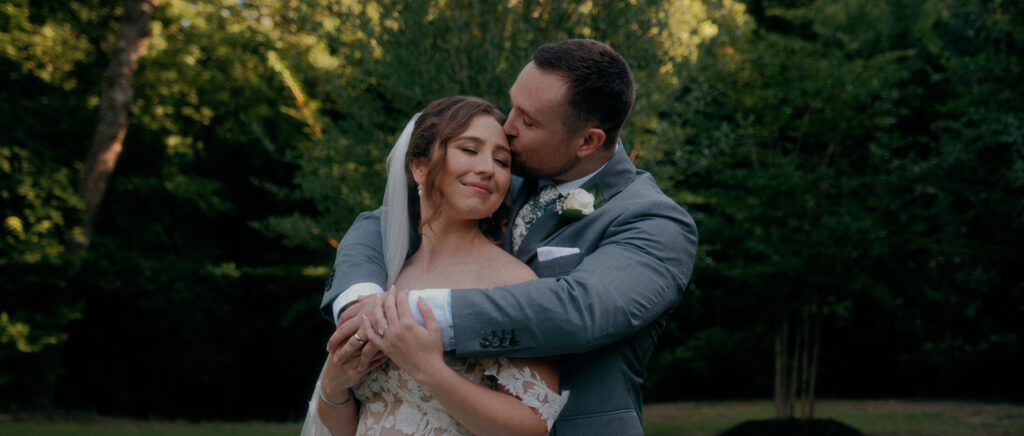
[417,184,423,196]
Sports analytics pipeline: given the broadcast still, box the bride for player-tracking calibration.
[302,96,569,435]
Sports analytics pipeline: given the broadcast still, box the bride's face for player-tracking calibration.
[416,114,512,221]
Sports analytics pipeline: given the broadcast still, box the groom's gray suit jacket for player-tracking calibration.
[323,145,698,435]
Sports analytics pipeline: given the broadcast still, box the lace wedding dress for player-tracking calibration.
[301,356,568,435]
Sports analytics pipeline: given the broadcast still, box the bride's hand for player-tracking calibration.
[362,289,445,381]
[321,347,386,402]
[328,293,387,370]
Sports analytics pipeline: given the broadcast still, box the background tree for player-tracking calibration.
[644,0,1023,413]
[78,0,159,256]
[2,0,114,410]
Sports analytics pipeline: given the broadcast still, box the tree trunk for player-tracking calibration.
[774,317,788,418]
[76,0,159,258]
[799,313,811,419]
[39,0,159,412]
[807,314,822,419]
[787,314,801,419]
[774,310,823,421]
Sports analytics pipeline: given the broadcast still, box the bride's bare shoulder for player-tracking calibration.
[484,245,537,287]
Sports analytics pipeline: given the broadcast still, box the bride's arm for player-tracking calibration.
[313,344,386,435]
[314,376,358,436]
[417,357,559,436]
[362,292,561,436]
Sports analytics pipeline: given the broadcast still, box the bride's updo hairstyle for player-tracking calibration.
[405,96,512,242]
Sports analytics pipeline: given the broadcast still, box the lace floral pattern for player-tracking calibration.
[349,356,568,436]
[481,359,569,427]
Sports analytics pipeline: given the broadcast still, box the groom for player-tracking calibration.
[323,39,697,434]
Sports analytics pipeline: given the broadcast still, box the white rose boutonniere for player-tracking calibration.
[545,187,606,238]
[556,188,595,217]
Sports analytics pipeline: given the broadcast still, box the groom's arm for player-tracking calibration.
[451,197,698,358]
[320,209,389,322]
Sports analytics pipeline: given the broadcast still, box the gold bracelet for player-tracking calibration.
[318,386,353,408]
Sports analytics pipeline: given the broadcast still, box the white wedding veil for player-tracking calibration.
[381,113,419,288]
[300,114,420,435]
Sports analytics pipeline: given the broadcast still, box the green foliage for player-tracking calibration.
[0,0,113,407]
[0,0,94,88]
[646,0,1023,399]
[254,0,737,246]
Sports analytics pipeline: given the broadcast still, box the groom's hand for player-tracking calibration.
[328,294,385,368]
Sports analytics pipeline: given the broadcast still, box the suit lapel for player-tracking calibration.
[579,144,637,201]
[515,145,638,261]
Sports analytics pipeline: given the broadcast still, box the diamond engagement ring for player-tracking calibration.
[377,326,389,336]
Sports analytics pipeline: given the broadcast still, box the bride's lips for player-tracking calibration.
[462,181,492,195]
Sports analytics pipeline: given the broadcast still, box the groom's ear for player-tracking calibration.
[574,127,607,159]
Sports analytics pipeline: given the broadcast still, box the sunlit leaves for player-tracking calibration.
[0,146,82,266]
[0,1,93,89]
[654,0,747,65]
[0,312,64,353]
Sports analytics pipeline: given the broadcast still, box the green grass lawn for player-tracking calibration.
[0,419,302,436]
[2,400,1022,435]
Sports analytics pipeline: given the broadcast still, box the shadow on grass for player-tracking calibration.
[720,418,862,436]
[643,399,1024,436]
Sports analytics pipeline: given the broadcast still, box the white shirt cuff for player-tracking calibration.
[332,282,385,322]
[408,288,454,351]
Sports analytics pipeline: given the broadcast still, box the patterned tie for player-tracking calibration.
[511,184,561,254]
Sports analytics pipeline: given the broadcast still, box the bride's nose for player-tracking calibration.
[474,156,495,176]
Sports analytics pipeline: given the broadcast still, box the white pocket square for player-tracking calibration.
[536,246,581,262]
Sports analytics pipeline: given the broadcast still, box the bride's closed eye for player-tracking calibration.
[493,152,509,167]
[492,148,511,169]
[461,146,509,169]
[452,139,478,154]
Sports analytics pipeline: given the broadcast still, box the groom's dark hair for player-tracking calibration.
[533,39,635,149]
[406,96,512,243]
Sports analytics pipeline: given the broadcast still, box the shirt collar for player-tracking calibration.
[540,142,617,195]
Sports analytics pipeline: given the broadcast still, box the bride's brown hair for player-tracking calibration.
[405,96,512,243]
